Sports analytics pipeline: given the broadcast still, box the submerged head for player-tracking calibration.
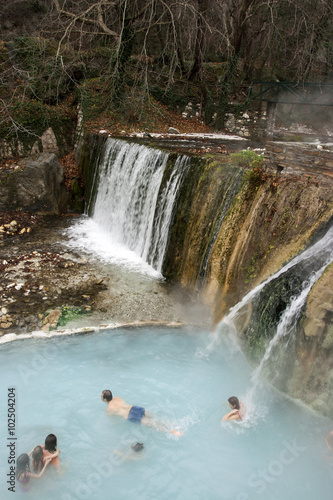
[131,442,144,453]
[16,453,30,479]
[228,396,240,410]
[45,433,57,452]
[102,390,113,402]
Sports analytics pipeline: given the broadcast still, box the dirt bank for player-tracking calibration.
[0,214,210,336]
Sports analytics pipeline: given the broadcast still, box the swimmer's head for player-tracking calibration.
[102,390,113,402]
[131,442,144,453]
[16,453,30,478]
[45,433,57,452]
[32,445,43,461]
[228,396,240,410]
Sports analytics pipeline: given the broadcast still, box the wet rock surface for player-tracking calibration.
[0,214,210,336]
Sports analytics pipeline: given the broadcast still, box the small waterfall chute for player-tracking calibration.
[225,224,333,327]
[220,224,333,397]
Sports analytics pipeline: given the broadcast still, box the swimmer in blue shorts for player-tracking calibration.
[128,405,146,423]
[101,390,182,435]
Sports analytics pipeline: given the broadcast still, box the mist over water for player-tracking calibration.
[0,328,332,500]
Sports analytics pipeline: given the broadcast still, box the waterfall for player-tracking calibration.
[85,138,191,274]
[225,224,333,326]
[251,264,328,388]
[222,224,333,390]
[146,154,191,270]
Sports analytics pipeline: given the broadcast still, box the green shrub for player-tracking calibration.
[230,150,263,168]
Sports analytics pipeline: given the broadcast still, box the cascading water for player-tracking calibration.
[221,224,333,396]
[90,139,168,266]
[67,138,191,275]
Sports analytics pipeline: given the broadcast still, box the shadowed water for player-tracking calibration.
[0,327,332,500]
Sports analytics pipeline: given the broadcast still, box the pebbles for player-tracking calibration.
[0,306,14,329]
[0,244,104,335]
[0,213,36,240]
[0,214,206,337]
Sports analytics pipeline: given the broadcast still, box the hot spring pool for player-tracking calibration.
[0,327,332,500]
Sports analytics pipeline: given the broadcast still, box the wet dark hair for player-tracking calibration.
[131,442,144,453]
[228,396,240,410]
[32,445,44,473]
[16,453,30,480]
[102,390,113,402]
[44,434,57,453]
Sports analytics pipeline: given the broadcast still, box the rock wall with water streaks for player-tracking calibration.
[163,155,332,317]
[161,145,333,416]
[293,263,333,416]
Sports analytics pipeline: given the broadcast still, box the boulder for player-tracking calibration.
[0,153,67,214]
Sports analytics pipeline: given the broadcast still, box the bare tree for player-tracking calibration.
[1,0,332,143]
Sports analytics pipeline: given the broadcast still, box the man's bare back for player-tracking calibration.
[104,395,132,419]
[101,389,182,435]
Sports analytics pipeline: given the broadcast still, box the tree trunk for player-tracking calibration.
[215,0,255,129]
[109,6,135,106]
[187,0,208,81]
[215,52,239,130]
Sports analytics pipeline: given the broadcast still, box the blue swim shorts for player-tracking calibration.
[128,406,145,423]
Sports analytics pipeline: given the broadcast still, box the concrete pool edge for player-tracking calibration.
[0,320,186,345]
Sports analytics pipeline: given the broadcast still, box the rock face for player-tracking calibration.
[161,145,333,418]
[0,153,67,214]
[293,264,333,417]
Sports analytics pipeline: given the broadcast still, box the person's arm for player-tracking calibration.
[222,410,240,421]
[48,449,60,460]
[28,457,52,479]
[43,448,60,461]
[114,450,132,460]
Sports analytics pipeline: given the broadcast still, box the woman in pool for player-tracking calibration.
[16,453,52,490]
[222,396,244,421]
[42,434,60,469]
[30,445,45,473]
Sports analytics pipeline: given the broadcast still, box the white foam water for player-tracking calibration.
[65,216,162,278]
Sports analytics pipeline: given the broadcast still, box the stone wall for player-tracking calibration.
[180,100,269,140]
[224,106,268,139]
[263,141,333,180]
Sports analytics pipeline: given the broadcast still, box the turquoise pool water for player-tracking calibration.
[0,327,332,499]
